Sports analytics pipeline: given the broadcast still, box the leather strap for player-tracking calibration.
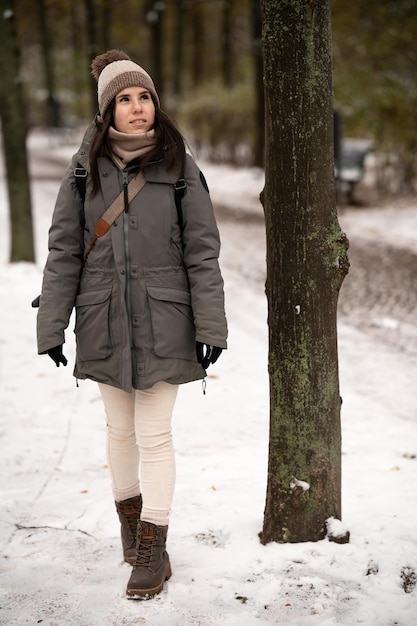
[95,171,147,238]
[82,171,147,270]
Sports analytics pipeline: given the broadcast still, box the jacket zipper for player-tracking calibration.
[122,170,133,346]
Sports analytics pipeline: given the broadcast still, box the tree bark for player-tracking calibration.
[0,0,35,263]
[36,0,61,127]
[146,0,165,97]
[173,0,185,96]
[260,0,349,544]
[84,0,100,117]
[221,0,233,87]
[252,0,264,167]
[190,0,205,88]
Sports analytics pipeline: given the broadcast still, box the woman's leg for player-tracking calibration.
[134,381,179,527]
[98,383,140,501]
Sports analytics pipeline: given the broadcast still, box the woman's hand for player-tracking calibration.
[196,342,222,370]
[47,345,68,367]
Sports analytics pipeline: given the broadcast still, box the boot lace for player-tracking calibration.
[135,529,157,568]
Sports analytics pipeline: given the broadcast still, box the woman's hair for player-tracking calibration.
[88,94,186,196]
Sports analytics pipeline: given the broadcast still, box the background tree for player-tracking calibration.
[70,0,90,122]
[0,0,34,263]
[172,0,185,97]
[101,0,114,51]
[221,0,233,87]
[251,0,264,167]
[190,0,206,88]
[36,0,61,127]
[259,0,349,544]
[146,0,166,97]
[84,0,100,116]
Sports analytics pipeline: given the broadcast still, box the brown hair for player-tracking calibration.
[88,95,186,196]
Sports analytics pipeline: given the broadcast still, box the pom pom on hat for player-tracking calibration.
[91,49,159,117]
[91,49,131,81]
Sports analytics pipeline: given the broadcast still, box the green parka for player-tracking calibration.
[37,132,227,392]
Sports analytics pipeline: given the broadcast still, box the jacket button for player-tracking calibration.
[120,269,125,275]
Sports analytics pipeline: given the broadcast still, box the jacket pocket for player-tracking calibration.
[74,288,112,361]
[147,286,196,360]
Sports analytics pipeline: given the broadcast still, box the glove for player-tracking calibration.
[196,342,222,370]
[47,345,68,367]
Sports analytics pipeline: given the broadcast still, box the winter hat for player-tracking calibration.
[91,49,160,117]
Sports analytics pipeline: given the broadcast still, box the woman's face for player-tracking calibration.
[114,87,155,134]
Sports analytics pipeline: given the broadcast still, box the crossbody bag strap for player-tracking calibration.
[95,171,147,237]
[82,171,147,269]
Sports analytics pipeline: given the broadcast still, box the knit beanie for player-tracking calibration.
[91,49,160,117]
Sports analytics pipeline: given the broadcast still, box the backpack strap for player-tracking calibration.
[74,164,88,202]
[174,179,187,233]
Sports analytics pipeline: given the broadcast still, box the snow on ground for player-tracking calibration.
[0,130,416,625]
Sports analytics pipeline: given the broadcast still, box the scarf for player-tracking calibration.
[108,127,157,168]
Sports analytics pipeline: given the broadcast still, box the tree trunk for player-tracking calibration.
[221,0,233,87]
[146,1,165,97]
[101,0,113,51]
[36,0,61,127]
[0,0,35,263]
[70,0,88,120]
[173,0,184,96]
[191,0,205,88]
[84,0,100,117]
[252,0,264,167]
[259,0,349,544]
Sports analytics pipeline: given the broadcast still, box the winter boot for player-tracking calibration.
[126,521,171,599]
[115,495,142,565]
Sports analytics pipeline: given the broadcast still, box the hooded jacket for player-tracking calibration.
[37,126,227,391]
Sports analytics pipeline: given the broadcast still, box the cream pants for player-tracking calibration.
[98,381,179,527]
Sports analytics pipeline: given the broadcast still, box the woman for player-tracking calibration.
[37,50,227,599]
